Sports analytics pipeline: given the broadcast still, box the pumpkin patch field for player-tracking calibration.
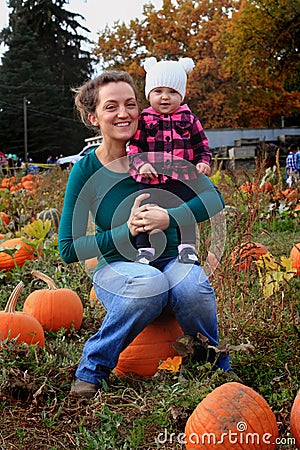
[0,162,299,450]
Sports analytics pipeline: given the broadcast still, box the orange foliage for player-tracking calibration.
[94,0,299,127]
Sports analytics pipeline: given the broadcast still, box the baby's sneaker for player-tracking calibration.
[135,250,154,264]
[178,247,199,264]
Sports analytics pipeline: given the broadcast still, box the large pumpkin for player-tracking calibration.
[290,243,300,277]
[0,237,39,270]
[0,282,44,347]
[115,314,183,378]
[290,390,300,449]
[185,382,278,449]
[231,241,268,271]
[23,270,83,332]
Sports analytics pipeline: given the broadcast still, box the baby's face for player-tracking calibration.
[148,87,182,115]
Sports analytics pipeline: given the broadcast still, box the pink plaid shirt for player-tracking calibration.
[127,104,211,184]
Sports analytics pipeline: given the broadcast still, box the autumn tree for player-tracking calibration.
[219,0,300,127]
[93,0,299,128]
[94,0,244,127]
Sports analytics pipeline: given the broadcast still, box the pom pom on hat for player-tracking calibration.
[178,57,195,74]
[143,57,158,73]
[143,57,195,100]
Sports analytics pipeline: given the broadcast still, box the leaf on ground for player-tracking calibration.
[158,356,182,373]
[255,253,297,297]
[23,219,51,239]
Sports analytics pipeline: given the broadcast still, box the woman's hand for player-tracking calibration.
[128,194,170,237]
[139,163,158,180]
[196,162,211,176]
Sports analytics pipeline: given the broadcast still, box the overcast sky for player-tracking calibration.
[0,0,162,59]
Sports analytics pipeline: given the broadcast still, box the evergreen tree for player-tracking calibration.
[0,19,73,160]
[0,0,94,162]
[8,0,94,92]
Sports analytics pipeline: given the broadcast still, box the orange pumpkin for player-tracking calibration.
[23,270,83,332]
[290,390,300,449]
[115,314,183,378]
[185,382,278,449]
[231,241,268,271]
[0,211,10,225]
[22,180,35,191]
[0,282,44,347]
[239,182,256,193]
[21,174,35,183]
[290,243,300,277]
[1,177,12,189]
[9,182,23,193]
[0,237,39,270]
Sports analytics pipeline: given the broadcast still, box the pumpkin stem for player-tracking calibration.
[5,282,24,313]
[31,270,57,290]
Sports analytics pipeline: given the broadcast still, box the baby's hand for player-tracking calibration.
[196,162,211,176]
[139,163,158,180]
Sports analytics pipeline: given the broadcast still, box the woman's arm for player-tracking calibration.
[59,162,224,263]
[58,163,133,264]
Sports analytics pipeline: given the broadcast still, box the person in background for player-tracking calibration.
[46,155,54,173]
[286,143,299,186]
[13,154,18,170]
[58,70,234,399]
[16,156,22,170]
[6,153,15,176]
[127,57,212,265]
[0,152,7,175]
[295,146,300,175]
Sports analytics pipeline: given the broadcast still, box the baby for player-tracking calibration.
[127,57,212,264]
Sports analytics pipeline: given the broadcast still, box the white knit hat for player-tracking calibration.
[144,57,195,100]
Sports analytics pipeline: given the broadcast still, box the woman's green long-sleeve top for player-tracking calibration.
[58,150,225,272]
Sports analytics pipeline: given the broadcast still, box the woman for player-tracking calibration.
[58,70,232,398]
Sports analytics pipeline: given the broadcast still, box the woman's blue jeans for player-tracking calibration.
[75,257,231,385]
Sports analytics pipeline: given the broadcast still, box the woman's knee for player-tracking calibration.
[94,262,170,300]
[122,266,170,299]
[167,265,214,298]
[168,269,216,316]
